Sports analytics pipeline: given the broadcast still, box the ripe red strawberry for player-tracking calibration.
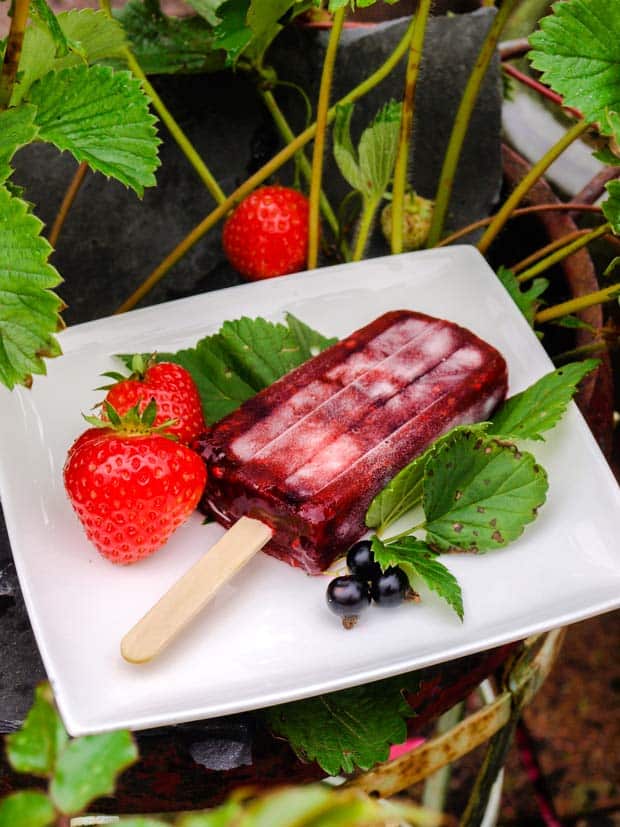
[103,357,205,445]
[222,185,309,280]
[64,402,207,564]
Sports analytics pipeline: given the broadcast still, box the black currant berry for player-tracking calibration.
[326,575,371,629]
[371,567,410,608]
[346,540,381,580]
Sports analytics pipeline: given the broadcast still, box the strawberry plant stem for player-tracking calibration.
[352,195,381,261]
[517,223,611,283]
[49,162,89,247]
[426,0,518,248]
[308,7,346,270]
[511,228,590,274]
[391,0,433,255]
[0,0,30,109]
[536,282,620,324]
[435,203,602,247]
[100,0,226,204]
[553,340,611,364]
[477,118,590,254]
[115,16,416,313]
[502,63,580,118]
[258,88,341,240]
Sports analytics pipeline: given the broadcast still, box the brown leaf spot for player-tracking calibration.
[452,522,463,533]
[477,506,486,513]
[491,530,504,543]
[489,518,497,528]
[454,490,463,501]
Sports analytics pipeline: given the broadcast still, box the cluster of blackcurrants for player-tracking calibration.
[326,539,412,629]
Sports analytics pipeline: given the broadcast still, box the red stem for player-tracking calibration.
[502,63,582,119]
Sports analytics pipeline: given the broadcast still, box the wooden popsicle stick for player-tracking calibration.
[121,517,273,664]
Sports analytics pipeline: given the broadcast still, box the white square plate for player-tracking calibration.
[1,247,618,736]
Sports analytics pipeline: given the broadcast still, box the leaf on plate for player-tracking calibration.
[0,186,65,391]
[0,105,39,186]
[119,315,336,424]
[372,536,464,620]
[27,64,160,196]
[365,424,488,534]
[422,430,549,552]
[11,9,127,105]
[50,731,138,815]
[113,1,226,75]
[528,0,620,138]
[264,674,420,777]
[602,179,620,234]
[496,265,548,326]
[489,360,599,442]
[0,791,56,827]
[5,684,68,778]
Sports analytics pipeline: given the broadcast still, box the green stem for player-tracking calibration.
[535,282,620,324]
[259,88,340,238]
[516,223,611,283]
[352,195,381,261]
[477,119,590,254]
[308,7,346,270]
[553,340,611,365]
[426,0,518,248]
[0,0,30,109]
[380,521,426,545]
[511,228,589,274]
[116,16,416,313]
[99,0,225,204]
[391,0,433,254]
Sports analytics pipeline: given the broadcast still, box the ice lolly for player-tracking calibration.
[197,310,508,574]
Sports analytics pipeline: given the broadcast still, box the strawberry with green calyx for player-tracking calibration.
[102,355,205,445]
[381,191,434,251]
[222,185,309,280]
[64,401,207,565]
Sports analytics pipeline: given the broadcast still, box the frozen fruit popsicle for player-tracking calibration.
[197,310,508,574]
[122,310,507,662]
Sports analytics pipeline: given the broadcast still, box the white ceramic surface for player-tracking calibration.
[1,247,618,736]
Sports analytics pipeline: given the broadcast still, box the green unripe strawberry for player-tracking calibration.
[381,191,434,251]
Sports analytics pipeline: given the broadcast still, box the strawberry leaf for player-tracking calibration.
[212,0,253,65]
[264,673,420,776]
[5,684,68,777]
[0,105,39,185]
[497,265,548,326]
[489,360,599,441]
[0,186,64,390]
[423,430,549,552]
[528,0,620,138]
[120,315,335,424]
[50,731,138,815]
[27,64,160,196]
[372,536,464,620]
[0,791,56,827]
[11,9,127,105]
[185,0,226,25]
[602,179,620,233]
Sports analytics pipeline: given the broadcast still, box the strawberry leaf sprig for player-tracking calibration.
[365,360,599,619]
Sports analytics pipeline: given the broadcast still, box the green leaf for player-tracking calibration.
[497,265,548,326]
[365,423,488,534]
[372,536,464,620]
[30,0,82,58]
[357,100,402,201]
[0,791,56,827]
[176,800,243,826]
[116,820,170,827]
[212,0,253,65]
[185,0,226,24]
[11,9,127,104]
[528,0,620,138]
[265,674,420,776]
[489,360,599,442]
[0,186,64,390]
[0,105,38,185]
[423,430,549,552]
[602,179,620,233]
[27,64,160,196]
[603,256,620,277]
[50,731,138,815]
[333,101,402,202]
[114,1,226,75]
[333,104,365,193]
[6,684,68,777]
[121,315,335,424]
[550,314,595,331]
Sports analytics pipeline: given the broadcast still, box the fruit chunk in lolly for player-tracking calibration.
[197,310,508,574]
